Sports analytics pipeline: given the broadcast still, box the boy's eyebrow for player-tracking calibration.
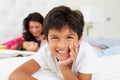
[66,33,76,36]
[69,33,76,36]
[48,35,57,37]
[49,33,76,37]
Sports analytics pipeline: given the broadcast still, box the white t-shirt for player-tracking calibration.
[32,41,98,78]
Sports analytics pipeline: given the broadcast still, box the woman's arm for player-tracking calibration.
[9,59,40,80]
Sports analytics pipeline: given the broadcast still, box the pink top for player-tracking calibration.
[3,37,25,50]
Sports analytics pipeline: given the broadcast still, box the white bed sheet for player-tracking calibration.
[0,56,62,80]
[93,54,120,80]
[0,50,35,58]
[0,54,120,80]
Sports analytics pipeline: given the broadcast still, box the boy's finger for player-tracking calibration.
[74,43,79,55]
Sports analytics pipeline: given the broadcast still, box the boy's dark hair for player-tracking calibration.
[23,12,44,41]
[43,6,84,40]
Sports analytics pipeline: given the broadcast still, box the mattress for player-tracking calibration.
[0,52,120,80]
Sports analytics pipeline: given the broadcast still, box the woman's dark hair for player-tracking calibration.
[43,6,84,40]
[23,12,44,41]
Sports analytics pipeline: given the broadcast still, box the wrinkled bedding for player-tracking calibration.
[0,53,120,80]
[0,50,35,58]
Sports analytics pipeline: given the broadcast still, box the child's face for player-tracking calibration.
[23,41,39,52]
[48,25,80,61]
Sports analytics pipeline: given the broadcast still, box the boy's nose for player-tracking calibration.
[57,40,67,49]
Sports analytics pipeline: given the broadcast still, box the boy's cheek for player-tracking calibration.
[68,40,79,46]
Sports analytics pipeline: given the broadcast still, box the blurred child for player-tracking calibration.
[16,41,39,52]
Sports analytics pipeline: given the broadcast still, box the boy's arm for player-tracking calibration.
[58,43,92,80]
[78,73,92,80]
[59,66,92,80]
[9,59,40,80]
[59,65,79,80]
[58,43,79,80]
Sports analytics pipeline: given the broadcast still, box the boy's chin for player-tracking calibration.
[58,57,69,61]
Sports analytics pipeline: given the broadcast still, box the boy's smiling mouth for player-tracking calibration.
[56,49,70,57]
[58,50,68,54]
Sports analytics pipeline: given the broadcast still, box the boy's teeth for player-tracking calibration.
[58,51,67,54]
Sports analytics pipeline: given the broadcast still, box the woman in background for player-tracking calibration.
[23,12,47,47]
[1,12,47,50]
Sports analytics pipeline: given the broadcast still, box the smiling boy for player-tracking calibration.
[9,6,98,80]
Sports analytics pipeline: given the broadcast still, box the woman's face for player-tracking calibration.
[23,41,39,52]
[29,21,43,37]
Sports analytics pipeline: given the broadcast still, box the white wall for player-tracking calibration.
[88,0,120,39]
[0,0,119,43]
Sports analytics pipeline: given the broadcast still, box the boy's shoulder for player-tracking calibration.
[79,41,92,48]
[38,43,50,53]
[78,41,95,54]
[40,43,48,48]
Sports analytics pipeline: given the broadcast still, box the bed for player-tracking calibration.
[0,50,35,58]
[0,50,120,80]
[0,0,120,79]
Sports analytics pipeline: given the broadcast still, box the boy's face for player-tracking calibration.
[48,25,80,61]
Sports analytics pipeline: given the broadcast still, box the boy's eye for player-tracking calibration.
[67,36,73,40]
[50,37,58,40]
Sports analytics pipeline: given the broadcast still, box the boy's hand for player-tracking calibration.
[58,43,79,67]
